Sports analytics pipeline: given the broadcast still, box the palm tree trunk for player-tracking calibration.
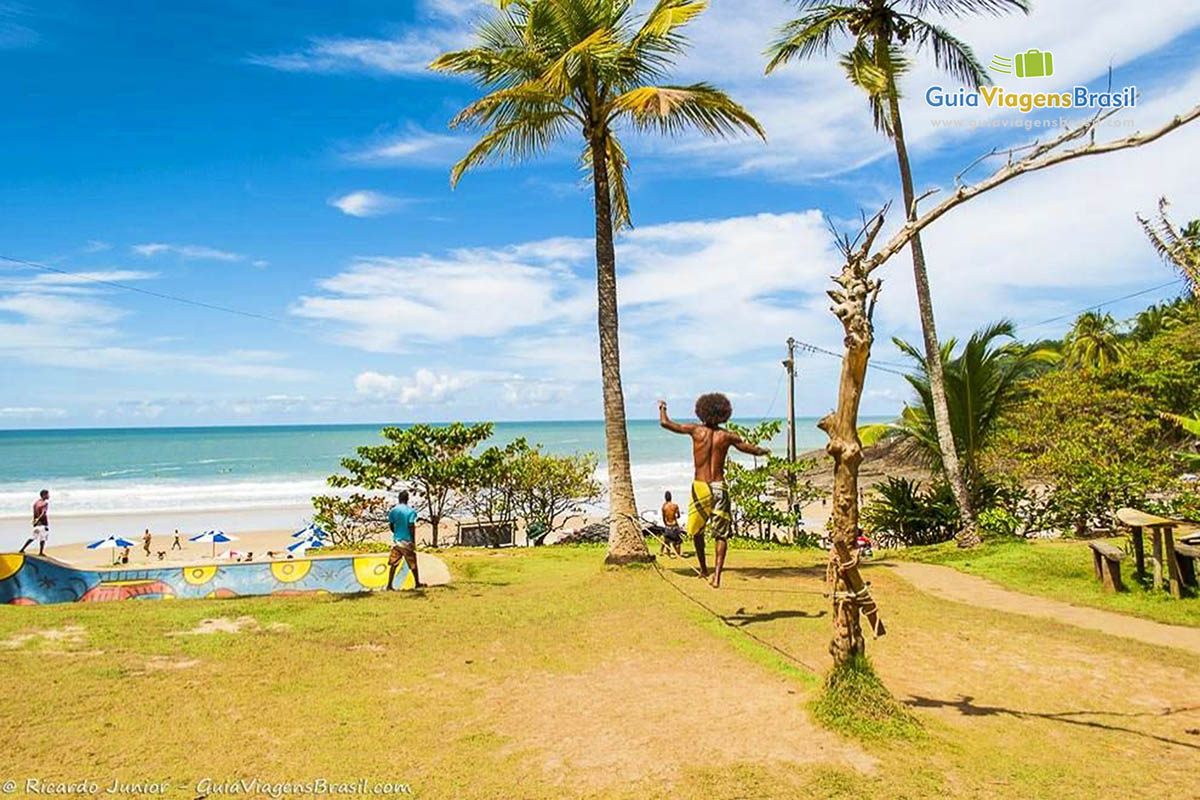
[886,90,980,548]
[589,132,651,565]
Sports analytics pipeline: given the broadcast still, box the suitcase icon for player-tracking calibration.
[1015,49,1053,78]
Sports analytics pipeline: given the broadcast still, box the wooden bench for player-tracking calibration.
[1175,541,1200,590]
[1116,508,1187,598]
[1088,542,1127,592]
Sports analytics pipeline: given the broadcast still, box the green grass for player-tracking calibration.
[810,654,923,742]
[2,546,1197,799]
[890,536,1200,627]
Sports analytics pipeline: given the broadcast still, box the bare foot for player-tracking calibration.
[709,575,721,589]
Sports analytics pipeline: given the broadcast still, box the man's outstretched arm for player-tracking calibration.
[658,401,695,435]
[732,435,770,457]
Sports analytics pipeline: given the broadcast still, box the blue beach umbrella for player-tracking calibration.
[87,535,136,564]
[286,535,326,555]
[292,523,332,541]
[189,530,238,558]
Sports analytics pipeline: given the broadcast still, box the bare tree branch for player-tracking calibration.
[866,103,1200,273]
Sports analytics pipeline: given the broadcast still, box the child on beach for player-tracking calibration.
[172,530,182,551]
[659,395,769,588]
[142,529,152,557]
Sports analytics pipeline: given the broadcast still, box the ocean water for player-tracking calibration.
[0,419,881,543]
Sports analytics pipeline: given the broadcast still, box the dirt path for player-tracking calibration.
[884,561,1200,655]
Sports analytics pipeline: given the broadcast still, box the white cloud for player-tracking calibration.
[81,240,111,253]
[634,0,1200,178]
[329,190,408,218]
[0,406,66,419]
[247,1,488,74]
[293,246,582,350]
[345,126,467,166]
[355,368,469,405]
[0,268,310,382]
[131,243,244,262]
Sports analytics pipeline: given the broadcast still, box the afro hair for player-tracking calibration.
[694,392,732,427]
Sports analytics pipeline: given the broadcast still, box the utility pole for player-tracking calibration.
[783,337,797,539]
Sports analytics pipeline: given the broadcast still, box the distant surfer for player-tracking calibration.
[387,490,421,590]
[20,489,50,556]
[659,395,769,588]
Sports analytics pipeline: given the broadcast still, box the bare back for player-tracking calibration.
[659,401,768,483]
[690,426,738,483]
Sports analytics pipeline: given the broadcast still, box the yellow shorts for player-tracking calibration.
[687,481,732,540]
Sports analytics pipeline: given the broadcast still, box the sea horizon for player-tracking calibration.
[0,416,891,546]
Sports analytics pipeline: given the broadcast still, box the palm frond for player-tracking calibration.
[908,19,989,88]
[581,134,633,229]
[906,0,1031,17]
[449,110,572,186]
[635,0,707,41]
[609,83,766,139]
[1138,197,1200,297]
[765,8,856,73]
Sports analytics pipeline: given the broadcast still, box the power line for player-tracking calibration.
[0,254,294,327]
[790,338,910,377]
[1020,279,1184,331]
[789,279,1187,378]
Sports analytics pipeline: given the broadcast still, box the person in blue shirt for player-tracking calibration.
[387,490,421,590]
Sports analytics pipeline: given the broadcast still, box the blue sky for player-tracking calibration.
[2,0,1199,428]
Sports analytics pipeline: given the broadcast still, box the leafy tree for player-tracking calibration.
[324,423,495,547]
[311,493,390,548]
[1138,196,1200,297]
[989,373,1174,535]
[893,320,1053,498]
[432,0,764,564]
[1064,311,1126,371]
[766,0,1030,546]
[726,420,822,542]
[1101,320,1200,415]
[461,439,528,548]
[511,446,602,543]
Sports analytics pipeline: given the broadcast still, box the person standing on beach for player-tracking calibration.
[142,528,152,558]
[659,491,683,557]
[172,530,182,551]
[20,490,51,556]
[659,395,769,588]
[386,490,421,590]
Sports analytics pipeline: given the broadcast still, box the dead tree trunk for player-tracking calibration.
[819,213,888,665]
[817,103,1199,665]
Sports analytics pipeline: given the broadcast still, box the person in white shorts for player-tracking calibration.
[21,489,50,556]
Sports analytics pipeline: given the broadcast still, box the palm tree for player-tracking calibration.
[1064,311,1127,371]
[893,319,1052,497]
[1139,197,1200,297]
[765,0,1029,547]
[432,0,764,564]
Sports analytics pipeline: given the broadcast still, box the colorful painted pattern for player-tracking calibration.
[0,552,414,606]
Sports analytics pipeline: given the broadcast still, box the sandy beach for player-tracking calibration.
[8,494,837,569]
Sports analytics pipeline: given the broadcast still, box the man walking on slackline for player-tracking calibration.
[659,395,769,588]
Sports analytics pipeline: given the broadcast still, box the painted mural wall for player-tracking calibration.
[0,553,414,605]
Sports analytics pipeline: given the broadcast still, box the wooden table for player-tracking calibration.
[1115,507,1193,598]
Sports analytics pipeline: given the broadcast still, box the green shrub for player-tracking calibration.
[861,477,958,547]
[977,506,1020,538]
